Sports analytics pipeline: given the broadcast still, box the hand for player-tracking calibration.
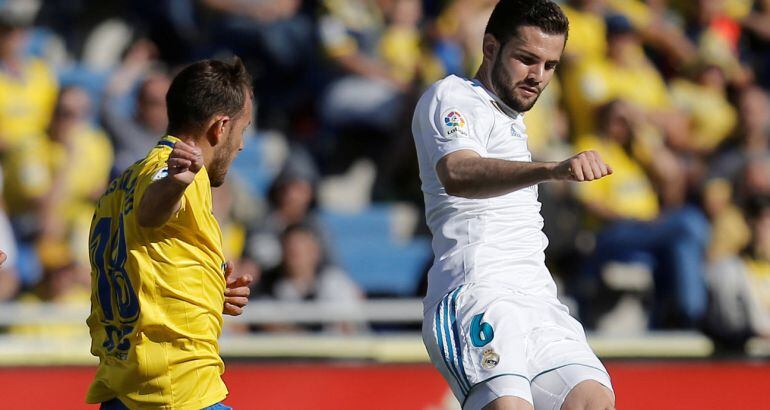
[0,251,6,267]
[553,151,613,182]
[167,140,204,186]
[223,260,253,316]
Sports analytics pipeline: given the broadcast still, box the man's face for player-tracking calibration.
[137,75,170,134]
[209,93,253,187]
[489,26,564,112]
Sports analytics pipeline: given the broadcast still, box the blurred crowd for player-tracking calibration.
[0,0,767,350]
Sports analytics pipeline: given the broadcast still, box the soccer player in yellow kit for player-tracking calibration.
[86,58,254,410]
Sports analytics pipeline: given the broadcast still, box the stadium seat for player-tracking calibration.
[229,133,281,198]
[320,205,432,296]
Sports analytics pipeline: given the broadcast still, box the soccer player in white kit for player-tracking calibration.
[413,1,616,409]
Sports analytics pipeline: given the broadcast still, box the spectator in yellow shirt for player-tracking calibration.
[562,14,674,135]
[44,87,113,265]
[560,0,607,64]
[4,86,113,269]
[0,14,57,153]
[669,59,737,154]
[576,100,710,329]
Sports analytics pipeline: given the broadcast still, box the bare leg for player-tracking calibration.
[481,396,534,410]
[561,380,615,410]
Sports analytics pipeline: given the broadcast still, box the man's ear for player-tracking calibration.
[206,115,231,147]
[482,33,500,63]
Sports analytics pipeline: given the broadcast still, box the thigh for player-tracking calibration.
[465,374,533,410]
[526,298,610,374]
[423,284,533,407]
[481,395,534,410]
[530,364,613,410]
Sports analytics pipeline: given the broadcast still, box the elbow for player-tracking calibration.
[136,201,165,228]
[443,179,466,197]
[442,175,475,198]
[136,208,160,228]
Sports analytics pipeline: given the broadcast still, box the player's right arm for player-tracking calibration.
[437,150,613,199]
[136,140,203,228]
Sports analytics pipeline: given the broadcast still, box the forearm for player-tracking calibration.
[136,177,187,228]
[441,155,557,199]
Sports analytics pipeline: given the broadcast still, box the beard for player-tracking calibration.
[491,56,541,113]
[208,133,238,187]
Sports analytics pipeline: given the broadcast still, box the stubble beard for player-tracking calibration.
[491,56,540,113]
[209,136,236,188]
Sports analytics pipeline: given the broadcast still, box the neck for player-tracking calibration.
[474,64,496,96]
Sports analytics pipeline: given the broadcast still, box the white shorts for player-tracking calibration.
[422,283,613,409]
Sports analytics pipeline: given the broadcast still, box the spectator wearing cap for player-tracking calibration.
[605,0,697,68]
[561,13,674,136]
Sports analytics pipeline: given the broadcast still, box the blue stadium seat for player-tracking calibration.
[229,133,276,198]
[320,206,432,296]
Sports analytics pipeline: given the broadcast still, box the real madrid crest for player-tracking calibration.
[481,349,500,369]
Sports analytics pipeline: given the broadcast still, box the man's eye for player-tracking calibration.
[517,56,536,65]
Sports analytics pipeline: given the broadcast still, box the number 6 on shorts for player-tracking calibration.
[470,312,494,347]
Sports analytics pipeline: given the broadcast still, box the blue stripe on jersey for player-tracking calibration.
[436,293,467,395]
[442,291,469,395]
[449,286,471,391]
[156,140,175,149]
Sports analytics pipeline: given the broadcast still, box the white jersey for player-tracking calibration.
[412,75,557,307]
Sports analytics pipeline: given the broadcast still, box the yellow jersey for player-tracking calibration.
[0,58,58,150]
[575,134,660,221]
[86,135,228,409]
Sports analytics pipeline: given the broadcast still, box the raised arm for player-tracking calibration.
[437,149,612,199]
[137,141,203,228]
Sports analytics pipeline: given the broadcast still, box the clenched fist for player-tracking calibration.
[166,140,204,186]
[553,150,613,182]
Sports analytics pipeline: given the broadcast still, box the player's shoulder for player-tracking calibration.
[428,75,488,107]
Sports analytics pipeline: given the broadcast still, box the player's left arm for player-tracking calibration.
[137,141,202,228]
[223,260,253,316]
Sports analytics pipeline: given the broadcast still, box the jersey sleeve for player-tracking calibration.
[132,155,187,224]
[421,84,494,167]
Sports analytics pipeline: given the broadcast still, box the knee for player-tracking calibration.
[561,380,615,410]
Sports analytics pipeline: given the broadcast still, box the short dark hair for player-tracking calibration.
[166,57,252,134]
[485,0,569,46]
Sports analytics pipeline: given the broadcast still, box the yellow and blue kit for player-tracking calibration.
[86,135,228,409]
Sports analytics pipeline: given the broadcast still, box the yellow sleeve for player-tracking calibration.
[572,136,608,204]
[606,0,653,29]
[131,154,188,225]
